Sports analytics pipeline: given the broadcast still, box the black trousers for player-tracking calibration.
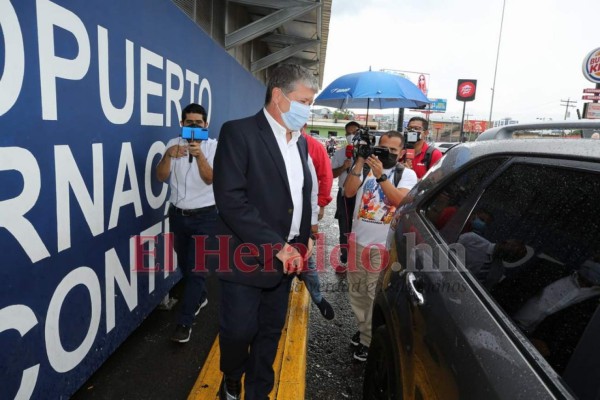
[219,276,292,400]
[335,188,356,263]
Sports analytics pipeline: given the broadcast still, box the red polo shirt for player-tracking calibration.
[303,132,333,206]
[412,142,443,179]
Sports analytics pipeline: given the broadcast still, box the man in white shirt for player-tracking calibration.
[156,103,217,344]
[343,130,418,361]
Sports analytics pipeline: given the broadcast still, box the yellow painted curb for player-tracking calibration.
[188,279,310,400]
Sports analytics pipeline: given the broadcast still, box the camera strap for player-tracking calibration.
[357,163,404,189]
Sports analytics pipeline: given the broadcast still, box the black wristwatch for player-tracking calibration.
[376,174,388,183]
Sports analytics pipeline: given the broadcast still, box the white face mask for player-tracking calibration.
[346,135,354,143]
[278,92,311,131]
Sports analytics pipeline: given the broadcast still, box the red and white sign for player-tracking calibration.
[583,88,600,94]
[582,47,600,83]
[586,103,600,119]
[582,95,600,101]
[456,79,477,102]
[463,120,488,133]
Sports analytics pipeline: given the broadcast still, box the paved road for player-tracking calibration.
[305,181,365,399]
[72,275,221,400]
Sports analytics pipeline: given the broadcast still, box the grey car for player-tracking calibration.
[364,121,600,399]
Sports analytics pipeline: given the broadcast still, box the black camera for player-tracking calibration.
[403,129,421,149]
[372,146,390,162]
[352,127,376,158]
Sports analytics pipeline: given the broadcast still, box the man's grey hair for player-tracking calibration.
[264,64,319,105]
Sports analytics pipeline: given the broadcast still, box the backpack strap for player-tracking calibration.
[423,145,436,170]
[392,163,404,187]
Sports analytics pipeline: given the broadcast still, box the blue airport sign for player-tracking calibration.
[0,0,265,398]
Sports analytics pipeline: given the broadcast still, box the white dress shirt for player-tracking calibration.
[331,147,351,190]
[166,136,217,209]
[513,273,600,333]
[263,109,304,241]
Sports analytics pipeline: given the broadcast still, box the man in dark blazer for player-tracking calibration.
[213,64,319,400]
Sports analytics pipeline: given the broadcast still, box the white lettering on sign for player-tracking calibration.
[140,47,164,126]
[55,144,104,253]
[108,142,143,230]
[165,60,184,127]
[0,1,213,122]
[45,266,102,373]
[146,141,169,210]
[105,242,138,333]
[185,70,200,105]
[0,147,50,263]
[0,0,25,116]
[37,0,91,121]
[141,222,164,294]
[0,305,40,400]
[0,0,219,396]
[98,25,135,124]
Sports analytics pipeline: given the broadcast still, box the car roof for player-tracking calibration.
[450,138,600,164]
[477,120,600,141]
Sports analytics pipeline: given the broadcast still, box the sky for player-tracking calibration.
[318,0,600,123]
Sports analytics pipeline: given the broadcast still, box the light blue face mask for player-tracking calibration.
[471,216,487,233]
[280,92,311,131]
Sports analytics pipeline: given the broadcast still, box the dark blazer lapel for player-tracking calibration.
[254,111,291,197]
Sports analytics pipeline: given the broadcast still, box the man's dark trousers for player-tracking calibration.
[335,189,355,264]
[169,206,217,326]
[219,276,292,400]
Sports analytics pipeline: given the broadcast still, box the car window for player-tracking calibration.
[456,161,600,380]
[422,157,507,239]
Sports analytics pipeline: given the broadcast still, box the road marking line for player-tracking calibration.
[188,279,310,400]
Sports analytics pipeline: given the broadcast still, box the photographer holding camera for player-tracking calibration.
[404,116,442,179]
[156,103,218,343]
[343,130,418,361]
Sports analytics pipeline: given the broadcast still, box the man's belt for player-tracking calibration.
[170,204,216,216]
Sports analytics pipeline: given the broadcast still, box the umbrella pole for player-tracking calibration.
[365,100,370,127]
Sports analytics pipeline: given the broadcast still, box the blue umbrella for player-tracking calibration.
[314,70,431,121]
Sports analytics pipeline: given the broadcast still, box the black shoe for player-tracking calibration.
[195,298,209,316]
[170,324,191,343]
[353,343,369,362]
[350,331,360,347]
[219,376,241,400]
[316,298,335,320]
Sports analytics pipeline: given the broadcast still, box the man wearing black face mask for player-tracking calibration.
[156,103,218,344]
[343,130,418,362]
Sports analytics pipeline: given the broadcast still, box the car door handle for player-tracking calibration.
[406,272,425,306]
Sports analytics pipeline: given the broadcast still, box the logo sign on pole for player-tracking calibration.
[456,79,477,102]
[583,88,600,94]
[582,47,600,83]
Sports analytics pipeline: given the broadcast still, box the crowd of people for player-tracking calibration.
[155,64,445,400]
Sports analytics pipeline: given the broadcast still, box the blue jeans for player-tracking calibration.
[169,206,217,326]
[299,254,322,304]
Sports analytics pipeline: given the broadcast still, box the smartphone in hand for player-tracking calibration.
[181,126,209,141]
